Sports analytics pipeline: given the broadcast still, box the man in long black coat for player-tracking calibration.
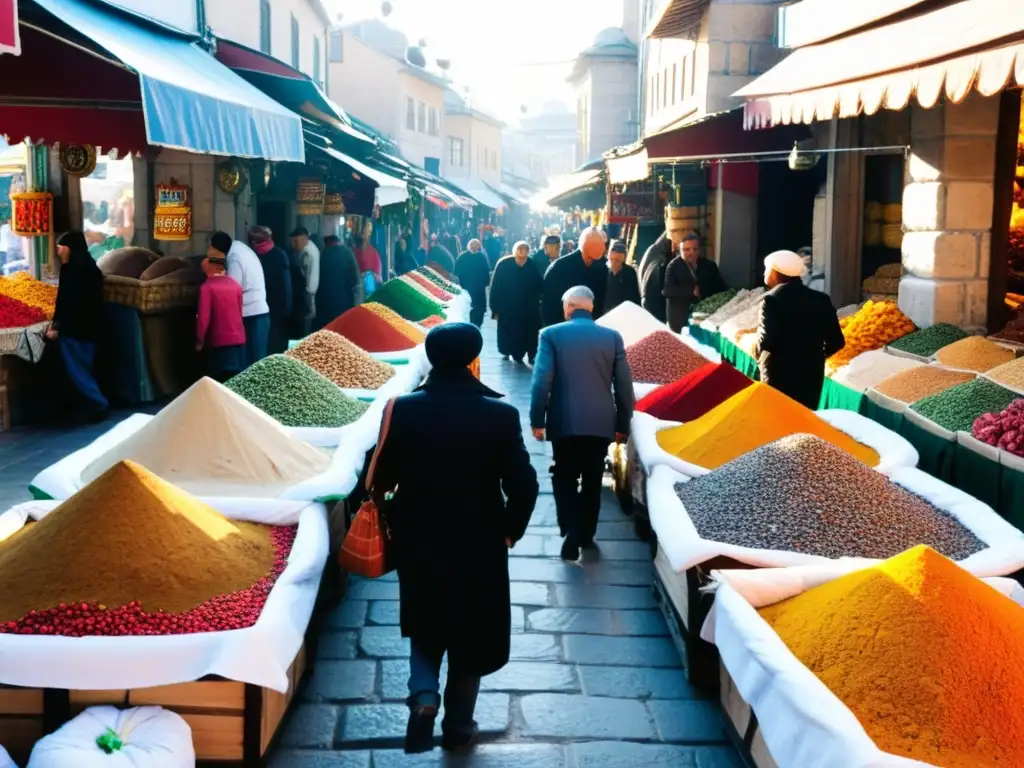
[604,239,641,313]
[248,226,292,354]
[540,227,608,327]
[755,250,845,409]
[315,235,363,330]
[454,238,491,327]
[370,323,538,754]
[664,233,727,333]
[490,241,543,362]
[637,229,680,323]
[530,234,561,279]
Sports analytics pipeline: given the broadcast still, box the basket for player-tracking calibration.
[862,276,901,295]
[882,203,902,224]
[863,222,882,246]
[882,223,904,250]
[875,262,903,279]
[864,201,883,222]
[137,281,199,314]
[102,275,141,308]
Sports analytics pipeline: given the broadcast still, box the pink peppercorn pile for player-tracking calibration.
[626,331,708,385]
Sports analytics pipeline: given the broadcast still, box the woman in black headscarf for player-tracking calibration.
[46,232,108,421]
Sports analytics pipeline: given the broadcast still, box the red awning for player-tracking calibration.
[644,108,809,161]
[214,39,306,79]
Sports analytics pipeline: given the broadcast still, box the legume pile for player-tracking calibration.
[690,288,739,317]
[227,355,370,427]
[0,460,287,633]
[973,399,1024,456]
[984,356,1024,392]
[636,361,752,422]
[286,330,396,389]
[657,382,880,469]
[934,336,1016,372]
[911,377,1019,432]
[325,305,419,352]
[675,435,984,559]
[371,279,445,321]
[887,322,969,357]
[830,349,923,393]
[872,366,975,404]
[760,545,1024,767]
[625,331,708,384]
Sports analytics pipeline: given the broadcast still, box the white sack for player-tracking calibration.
[677,329,721,363]
[0,499,327,692]
[633,382,660,400]
[28,706,194,768]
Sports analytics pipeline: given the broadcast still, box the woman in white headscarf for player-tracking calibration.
[754,250,845,409]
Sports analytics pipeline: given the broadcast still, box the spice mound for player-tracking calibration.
[826,300,916,374]
[228,355,370,428]
[626,331,707,384]
[656,382,881,469]
[911,377,1019,432]
[0,273,57,319]
[0,293,46,329]
[973,399,1024,456]
[934,336,1016,372]
[637,362,752,422]
[287,330,396,389]
[830,349,923,393]
[597,300,666,348]
[872,366,975,404]
[887,322,969,358]
[984,356,1024,392]
[0,461,290,633]
[325,305,420,352]
[370,279,445,322]
[419,315,445,329]
[404,272,453,301]
[361,302,428,343]
[759,545,1024,767]
[416,267,462,294]
[82,377,330,495]
[675,435,983,559]
[691,288,739,317]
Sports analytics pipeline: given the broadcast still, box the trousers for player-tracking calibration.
[407,640,481,737]
[551,436,610,544]
[243,313,270,366]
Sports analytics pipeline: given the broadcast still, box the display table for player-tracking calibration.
[817,377,866,413]
[717,338,759,380]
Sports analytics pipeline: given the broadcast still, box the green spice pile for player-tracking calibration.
[227,355,370,427]
[371,279,445,322]
[692,288,739,317]
[911,377,1020,432]
[673,434,985,560]
[888,323,970,358]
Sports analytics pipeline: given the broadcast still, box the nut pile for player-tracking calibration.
[674,434,986,560]
[626,331,707,384]
[911,377,1019,432]
[973,399,1024,457]
[691,288,739,317]
[286,330,396,389]
[831,349,923,393]
[872,366,976,404]
[720,298,765,342]
[703,289,762,330]
[887,323,969,358]
[227,355,370,427]
[934,336,1016,372]
[982,357,1024,392]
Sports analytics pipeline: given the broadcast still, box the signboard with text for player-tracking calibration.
[153,183,191,241]
[0,0,20,56]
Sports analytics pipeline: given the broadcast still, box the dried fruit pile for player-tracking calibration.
[637,362,752,422]
[934,336,1016,372]
[324,305,420,352]
[827,300,916,374]
[887,323,969,358]
[0,273,57,319]
[831,349,923,393]
[0,293,46,329]
[911,377,1019,432]
[0,461,293,636]
[625,331,707,384]
[690,288,739,317]
[986,357,1024,392]
[674,435,984,559]
[973,399,1024,456]
[227,355,370,427]
[371,279,445,321]
[404,271,453,301]
[872,366,976,404]
[286,330,396,389]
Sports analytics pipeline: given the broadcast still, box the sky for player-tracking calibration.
[325,0,624,122]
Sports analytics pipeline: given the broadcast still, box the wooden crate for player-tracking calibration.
[719,662,779,768]
[0,685,45,764]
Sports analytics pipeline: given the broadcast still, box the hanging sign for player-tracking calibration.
[10,192,52,237]
[0,0,20,56]
[323,192,346,215]
[153,183,192,241]
[296,178,326,215]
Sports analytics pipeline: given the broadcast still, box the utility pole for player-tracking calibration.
[195,0,211,48]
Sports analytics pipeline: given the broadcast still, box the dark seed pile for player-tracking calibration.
[673,434,986,560]
[691,288,739,317]
[887,323,969,358]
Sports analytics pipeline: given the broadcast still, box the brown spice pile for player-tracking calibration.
[873,366,976,404]
[934,336,1016,372]
[986,357,1024,392]
[0,461,276,622]
[626,331,707,384]
[286,330,396,389]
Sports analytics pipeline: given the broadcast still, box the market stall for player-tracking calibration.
[0,273,57,429]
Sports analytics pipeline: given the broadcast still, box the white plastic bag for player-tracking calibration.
[28,706,194,768]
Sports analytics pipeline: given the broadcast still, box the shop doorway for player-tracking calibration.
[257,200,290,251]
[756,160,823,285]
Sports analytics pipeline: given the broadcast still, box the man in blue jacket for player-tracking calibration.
[529,285,634,561]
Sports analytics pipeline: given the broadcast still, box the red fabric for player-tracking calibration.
[354,245,382,278]
[215,40,305,80]
[0,0,17,53]
[197,276,245,348]
[636,361,753,422]
[252,240,275,256]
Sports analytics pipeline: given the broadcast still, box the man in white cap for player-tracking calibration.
[754,250,845,409]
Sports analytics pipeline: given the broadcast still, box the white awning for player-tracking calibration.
[606,148,650,184]
[450,178,507,211]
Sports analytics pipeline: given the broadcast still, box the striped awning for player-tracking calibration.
[647,0,710,40]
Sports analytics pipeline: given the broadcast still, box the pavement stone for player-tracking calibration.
[554,584,657,610]
[509,633,561,661]
[519,693,656,740]
[570,742,744,768]
[268,751,371,768]
[345,579,399,601]
[371,744,567,767]
[563,635,682,667]
[302,660,377,703]
[358,626,409,659]
[337,694,511,745]
[578,665,704,700]
[316,631,359,660]
[648,700,728,743]
[510,581,553,606]
[380,659,580,699]
[278,704,341,749]
[323,600,368,630]
[526,607,668,636]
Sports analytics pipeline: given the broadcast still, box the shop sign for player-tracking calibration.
[153,183,192,241]
[10,192,52,237]
[296,178,326,215]
[608,190,656,224]
[323,192,346,215]
[0,0,20,57]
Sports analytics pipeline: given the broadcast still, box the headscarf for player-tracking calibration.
[425,323,483,372]
[57,231,91,267]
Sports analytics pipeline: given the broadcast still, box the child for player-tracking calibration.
[196,255,246,382]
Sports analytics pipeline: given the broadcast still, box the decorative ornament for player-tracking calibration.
[10,192,53,237]
[217,159,245,195]
[788,141,819,171]
[59,144,97,177]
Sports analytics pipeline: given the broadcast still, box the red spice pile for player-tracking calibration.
[626,331,708,385]
[325,305,418,352]
[0,293,46,329]
[419,315,446,329]
[637,361,753,422]
[1,526,296,637]
[406,272,453,301]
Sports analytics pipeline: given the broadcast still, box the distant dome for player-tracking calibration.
[592,27,632,48]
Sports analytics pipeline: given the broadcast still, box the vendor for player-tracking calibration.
[754,250,845,409]
[45,231,108,422]
[663,233,727,333]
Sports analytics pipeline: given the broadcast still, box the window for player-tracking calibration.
[81,152,135,262]
[689,48,696,97]
[428,107,439,137]
[671,63,677,105]
[290,14,299,69]
[448,137,464,167]
[259,0,271,54]
[654,72,660,110]
[313,36,321,84]
[681,58,688,98]
[405,97,416,130]
[663,67,669,106]
[417,101,426,133]
[329,30,343,63]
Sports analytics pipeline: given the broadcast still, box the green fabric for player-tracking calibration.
[898,418,956,482]
[818,378,865,413]
[952,441,1002,511]
[719,338,759,380]
[998,463,1024,529]
[863,399,905,433]
[688,325,720,352]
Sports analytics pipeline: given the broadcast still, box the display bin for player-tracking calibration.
[861,390,907,433]
[898,409,957,482]
[0,685,46,763]
[817,377,865,413]
[954,433,1003,512]
[719,663,779,768]
[1001,454,1024,530]
[717,338,759,380]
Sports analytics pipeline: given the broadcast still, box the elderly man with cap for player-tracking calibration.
[530,285,634,561]
[531,234,561,279]
[454,238,491,327]
[755,250,845,409]
[210,231,270,365]
[604,239,641,313]
[490,240,543,363]
[540,227,609,327]
[368,322,538,755]
[247,226,292,354]
[289,227,321,339]
[664,232,727,333]
[317,234,363,330]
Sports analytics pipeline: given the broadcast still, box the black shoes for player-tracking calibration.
[404,693,440,754]
[561,538,580,561]
[441,721,480,752]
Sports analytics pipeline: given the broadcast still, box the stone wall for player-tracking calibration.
[899,93,1000,330]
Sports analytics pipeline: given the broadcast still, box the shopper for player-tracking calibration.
[369,322,538,755]
[454,238,491,327]
[353,233,383,296]
[755,249,845,409]
[289,227,321,339]
[489,241,542,363]
[317,234,364,329]
[427,244,456,277]
[247,226,292,355]
[210,231,270,365]
[530,285,633,561]
[663,233,727,333]
[604,239,641,313]
[539,227,608,327]
[638,225,683,323]
[196,254,245,382]
[530,234,561,279]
